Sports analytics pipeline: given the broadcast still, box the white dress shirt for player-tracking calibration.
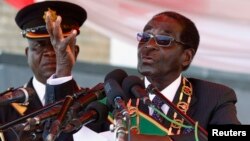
[32,75,72,106]
[32,77,46,106]
[145,75,182,115]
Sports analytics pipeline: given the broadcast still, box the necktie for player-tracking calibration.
[151,96,165,123]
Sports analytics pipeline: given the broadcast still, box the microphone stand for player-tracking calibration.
[112,110,128,141]
[147,84,208,141]
[46,95,74,141]
[113,97,131,141]
[0,87,14,96]
[0,100,63,130]
[0,101,63,141]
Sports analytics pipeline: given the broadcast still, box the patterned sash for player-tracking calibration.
[168,77,192,135]
[120,77,192,136]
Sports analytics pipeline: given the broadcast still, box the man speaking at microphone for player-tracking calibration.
[0,1,109,141]
[123,11,241,141]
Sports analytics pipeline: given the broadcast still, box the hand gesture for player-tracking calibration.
[45,11,79,77]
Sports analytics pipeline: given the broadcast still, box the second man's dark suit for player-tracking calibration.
[0,77,108,141]
[137,77,241,141]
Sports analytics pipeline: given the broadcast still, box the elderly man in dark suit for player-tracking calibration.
[126,11,241,141]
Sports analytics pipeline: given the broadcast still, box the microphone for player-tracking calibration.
[104,69,131,141]
[21,84,105,131]
[104,69,128,85]
[104,68,128,111]
[63,101,109,133]
[46,95,74,141]
[72,83,105,111]
[122,75,151,105]
[104,79,129,117]
[0,87,35,106]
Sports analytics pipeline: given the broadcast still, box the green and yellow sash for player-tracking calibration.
[107,99,171,136]
[104,77,193,136]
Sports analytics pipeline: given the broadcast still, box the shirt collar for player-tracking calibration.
[145,74,182,102]
[145,74,182,115]
[32,76,46,105]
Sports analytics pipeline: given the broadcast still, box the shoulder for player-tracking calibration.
[187,77,234,92]
[186,77,237,101]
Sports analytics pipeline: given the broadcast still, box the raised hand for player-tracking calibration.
[45,10,79,77]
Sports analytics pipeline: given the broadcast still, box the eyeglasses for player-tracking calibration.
[136,32,187,47]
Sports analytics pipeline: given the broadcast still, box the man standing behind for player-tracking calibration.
[0,1,107,141]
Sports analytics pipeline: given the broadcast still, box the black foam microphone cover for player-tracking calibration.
[104,69,128,111]
[122,75,145,99]
[104,69,128,85]
[85,101,109,125]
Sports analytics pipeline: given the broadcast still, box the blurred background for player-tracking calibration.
[0,0,250,124]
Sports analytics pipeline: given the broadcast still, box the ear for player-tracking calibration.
[74,45,80,59]
[181,48,195,68]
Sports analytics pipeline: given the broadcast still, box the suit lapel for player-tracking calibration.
[23,78,43,115]
[164,77,197,129]
[186,78,197,117]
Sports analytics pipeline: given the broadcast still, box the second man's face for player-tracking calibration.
[26,38,56,84]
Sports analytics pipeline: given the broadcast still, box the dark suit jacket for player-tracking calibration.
[0,77,108,141]
[137,77,241,141]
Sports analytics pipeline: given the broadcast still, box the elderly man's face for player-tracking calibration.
[137,15,187,83]
[25,38,56,84]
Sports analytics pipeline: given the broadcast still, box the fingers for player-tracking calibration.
[54,16,63,41]
[64,30,77,49]
[45,10,76,53]
[45,11,63,44]
[45,11,53,37]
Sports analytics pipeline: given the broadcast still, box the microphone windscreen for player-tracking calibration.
[122,75,145,95]
[85,101,108,124]
[104,79,128,106]
[104,69,128,85]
